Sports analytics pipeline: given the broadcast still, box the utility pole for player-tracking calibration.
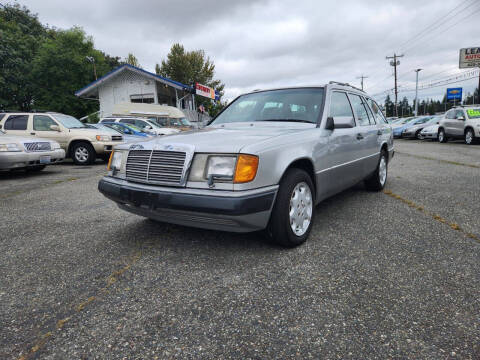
[356,75,368,91]
[414,69,422,116]
[386,53,404,117]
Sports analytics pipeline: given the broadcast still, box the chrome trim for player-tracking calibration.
[316,152,379,174]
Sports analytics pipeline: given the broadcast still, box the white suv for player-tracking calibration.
[438,106,480,145]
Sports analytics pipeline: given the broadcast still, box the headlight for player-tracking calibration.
[188,154,259,184]
[0,143,22,152]
[107,150,125,176]
[96,135,110,141]
[51,142,61,150]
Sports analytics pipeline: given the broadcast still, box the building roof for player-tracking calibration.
[75,64,192,98]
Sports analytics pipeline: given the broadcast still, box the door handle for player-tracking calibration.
[30,132,36,135]
[356,133,364,140]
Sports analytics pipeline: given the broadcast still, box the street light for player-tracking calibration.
[414,69,422,116]
[86,56,97,80]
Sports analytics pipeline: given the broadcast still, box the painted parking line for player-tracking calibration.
[17,251,142,360]
[383,189,480,244]
[396,151,480,169]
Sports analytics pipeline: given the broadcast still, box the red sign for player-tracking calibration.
[195,83,215,99]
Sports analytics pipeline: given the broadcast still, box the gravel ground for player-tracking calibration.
[1,140,479,359]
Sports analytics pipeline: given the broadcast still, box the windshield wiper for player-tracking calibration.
[256,118,313,124]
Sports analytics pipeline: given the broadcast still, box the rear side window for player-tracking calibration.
[119,119,135,125]
[367,99,388,124]
[4,115,28,130]
[348,94,370,126]
[329,92,354,117]
[33,115,57,131]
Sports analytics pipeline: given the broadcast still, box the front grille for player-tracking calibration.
[112,135,123,141]
[24,142,51,152]
[126,150,186,185]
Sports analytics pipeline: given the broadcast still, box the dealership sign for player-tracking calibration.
[459,47,480,68]
[195,82,216,99]
[446,87,462,101]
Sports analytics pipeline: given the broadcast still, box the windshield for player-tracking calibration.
[211,88,324,125]
[52,114,86,129]
[466,108,480,119]
[399,117,414,124]
[94,124,122,134]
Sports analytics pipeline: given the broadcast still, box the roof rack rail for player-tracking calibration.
[328,81,365,93]
[0,109,50,113]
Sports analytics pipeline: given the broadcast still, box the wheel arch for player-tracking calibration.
[464,126,475,135]
[280,158,317,198]
[67,139,93,157]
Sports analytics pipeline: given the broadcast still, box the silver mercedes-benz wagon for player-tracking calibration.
[99,82,394,247]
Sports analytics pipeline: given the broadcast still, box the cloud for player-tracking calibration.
[14,0,480,103]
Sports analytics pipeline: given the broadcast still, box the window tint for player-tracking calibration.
[349,94,370,126]
[367,99,388,124]
[134,120,149,129]
[119,119,135,125]
[329,92,354,117]
[4,115,28,130]
[445,110,456,119]
[34,115,57,131]
[455,110,465,119]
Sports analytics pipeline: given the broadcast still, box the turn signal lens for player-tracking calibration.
[234,154,259,183]
[107,151,114,171]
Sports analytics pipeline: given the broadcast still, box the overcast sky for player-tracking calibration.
[11,0,480,104]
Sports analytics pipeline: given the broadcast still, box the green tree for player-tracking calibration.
[31,27,112,118]
[125,53,141,68]
[0,4,48,110]
[384,94,394,117]
[157,43,225,112]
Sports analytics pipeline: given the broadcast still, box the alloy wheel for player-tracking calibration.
[289,182,313,236]
[75,147,89,163]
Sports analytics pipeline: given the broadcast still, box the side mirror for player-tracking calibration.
[326,116,355,130]
[457,116,465,121]
[50,125,60,131]
[145,125,152,130]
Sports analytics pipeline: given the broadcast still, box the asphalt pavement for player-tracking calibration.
[1,140,479,359]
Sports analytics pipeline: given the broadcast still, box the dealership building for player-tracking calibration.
[75,64,199,120]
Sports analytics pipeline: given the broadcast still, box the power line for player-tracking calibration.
[356,75,368,90]
[399,0,478,53]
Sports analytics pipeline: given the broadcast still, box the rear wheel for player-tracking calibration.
[72,142,96,165]
[438,129,447,143]
[266,168,315,247]
[364,150,388,191]
[416,130,422,140]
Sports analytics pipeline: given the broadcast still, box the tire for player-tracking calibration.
[438,129,447,143]
[266,168,315,247]
[415,130,422,140]
[72,142,96,165]
[27,165,46,172]
[364,150,388,191]
[465,128,476,145]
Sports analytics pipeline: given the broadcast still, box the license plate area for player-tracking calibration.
[40,155,51,164]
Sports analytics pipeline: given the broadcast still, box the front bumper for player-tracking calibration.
[92,141,123,154]
[421,132,437,139]
[98,177,278,233]
[0,149,65,170]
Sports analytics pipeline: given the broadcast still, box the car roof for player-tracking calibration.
[241,82,368,97]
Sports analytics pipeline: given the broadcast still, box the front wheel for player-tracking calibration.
[438,129,448,143]
[465,128,476,145]
[416,130,423,140]
[72,142,96,165]
[364,150,388,191]
[266,168,315,247]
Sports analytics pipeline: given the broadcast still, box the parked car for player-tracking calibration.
[99,117,179,136]
[420,121,441,141]
[401,116,437,139]
[438,106,480,144]
[392,117,417,138]
[86,123,148,144]
[111,102,193,131]
[98,82,394,247]
[99,122,151,138]
[0,129,65,171]
[0,112,121,165]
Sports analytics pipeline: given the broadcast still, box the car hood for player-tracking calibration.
[70,128,112,136]
[116,122,314,153]
[0,134,56,144]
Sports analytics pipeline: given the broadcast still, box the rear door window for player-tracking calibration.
[348,94,370,126]
[4,115,28,130]
[367,98,388,124]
